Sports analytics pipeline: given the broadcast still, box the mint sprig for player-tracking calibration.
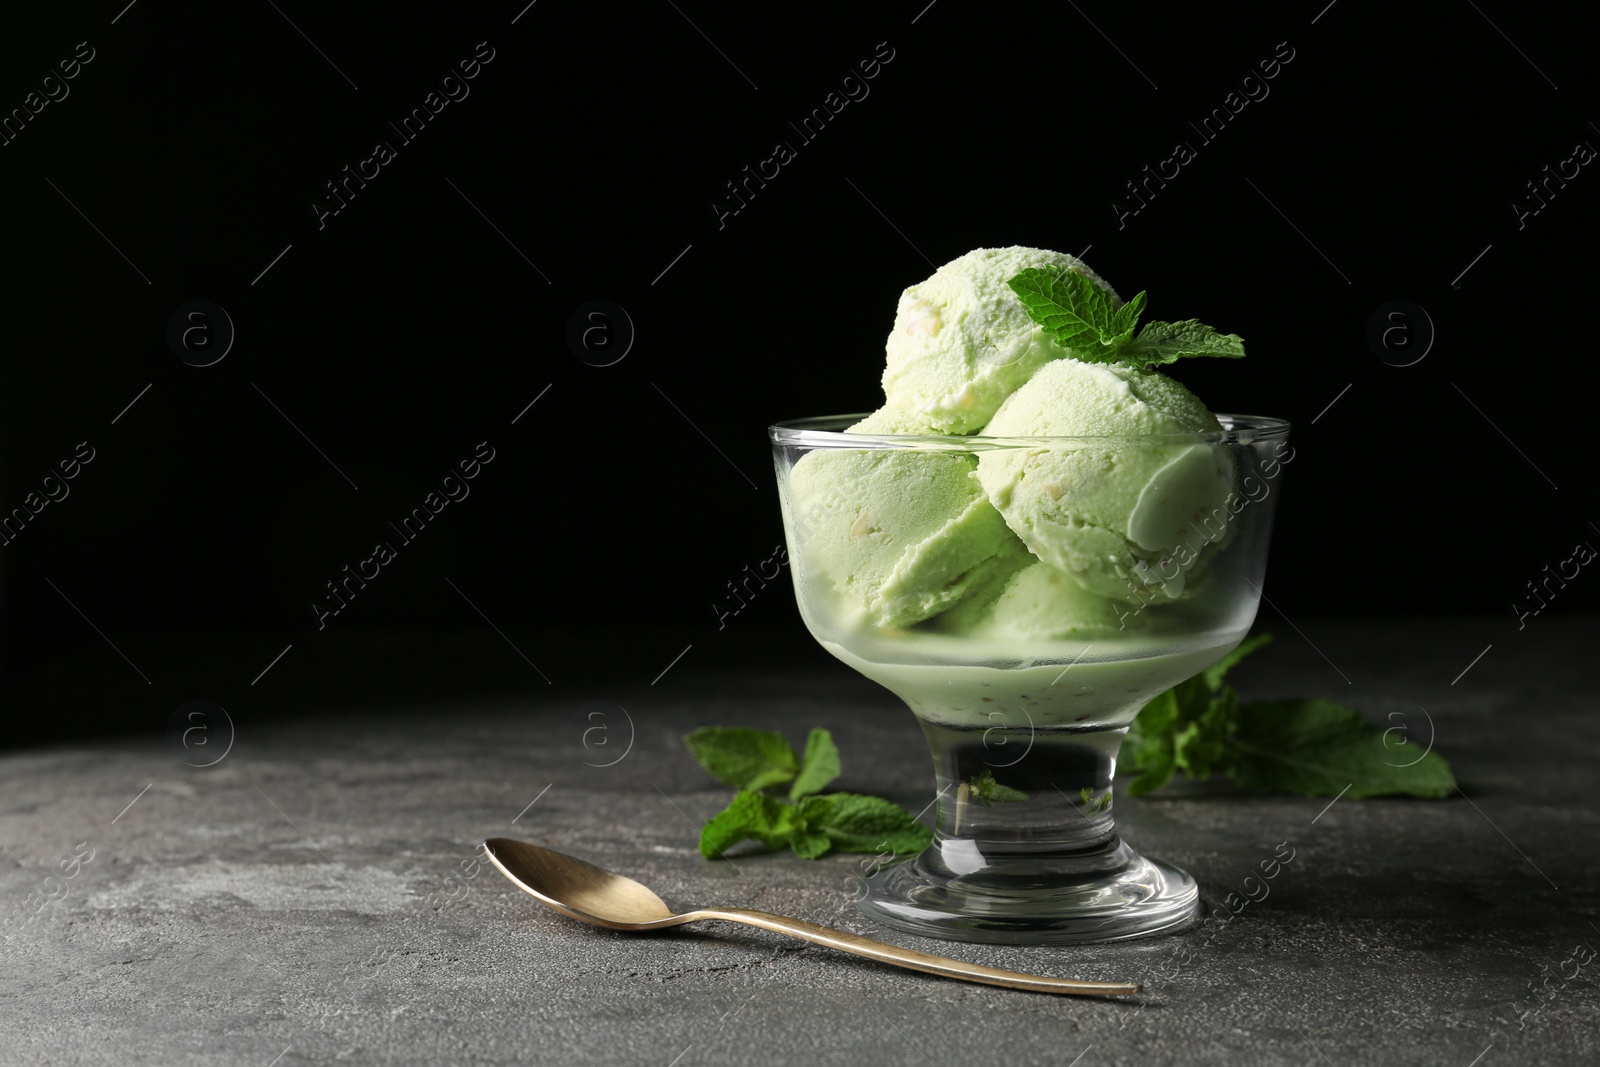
[1006,267,1244,369]
[684,726,932,860]
[1120,634,1457,798]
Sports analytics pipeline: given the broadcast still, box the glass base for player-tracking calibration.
[858,836,1200,944]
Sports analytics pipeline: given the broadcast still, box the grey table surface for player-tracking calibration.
[2,617,1597,1067]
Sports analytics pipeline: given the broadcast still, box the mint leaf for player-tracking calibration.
[1173,684,1236,780]
[688,728,932,860]
[789,832,832,859]
[1228,698,1457,798]
[1121,632,1458,801]
[1006,267,1129,359]
[698,790,798,859]
[798,793,933,855]
[789,727,842,800]
[969,770,1028,804]
[684,727,797,792]
[1109,290,1147,340]
[1123,670,1227,795]
[1121,319,1246,369]
[1122,632,1265,795]
[1006,269,1243,369]
[1123,688,1182,796]
[1202,633,1274,691]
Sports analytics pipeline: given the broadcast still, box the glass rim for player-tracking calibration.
[769,412,1291,449]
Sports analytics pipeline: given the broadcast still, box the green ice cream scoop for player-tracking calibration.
[787,445,1025,629]
[880,247,1120,434]
[975,359,1234,606]
[937,560,1142,642]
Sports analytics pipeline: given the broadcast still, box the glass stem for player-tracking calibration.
[918,719,1125,879]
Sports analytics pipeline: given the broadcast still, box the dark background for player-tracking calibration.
[2,0,1595,745]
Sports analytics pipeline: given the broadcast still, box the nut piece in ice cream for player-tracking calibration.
[880,247,1120,434]
[788,447,1025,628]
[975,358,1234,605]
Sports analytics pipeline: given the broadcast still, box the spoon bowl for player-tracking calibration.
[484,837,1139,998]
[486,837,677,928]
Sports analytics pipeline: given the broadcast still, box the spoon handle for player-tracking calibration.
[686,908,1138,997]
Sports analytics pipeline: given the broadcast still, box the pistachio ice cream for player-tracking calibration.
[975,358,1234,604]
[783,245,1251,727]
[878,246,1120,433]
[787,447,1022,628]
[770,246,1280,946]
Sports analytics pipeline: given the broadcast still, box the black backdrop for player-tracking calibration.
[2,0,1596,742]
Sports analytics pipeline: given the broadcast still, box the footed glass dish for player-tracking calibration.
[770,413,1289,944]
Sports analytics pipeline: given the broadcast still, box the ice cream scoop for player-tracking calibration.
[975,358,1234,605]
[879,247,1120,434]
[942,560,1142,641]
[787,446,1024,629]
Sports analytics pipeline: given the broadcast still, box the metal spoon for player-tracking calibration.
[483,838,1139,997]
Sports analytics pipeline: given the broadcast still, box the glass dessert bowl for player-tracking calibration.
[770,413,1289,944]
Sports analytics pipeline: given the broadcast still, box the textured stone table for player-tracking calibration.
[3,617,1597,1066]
